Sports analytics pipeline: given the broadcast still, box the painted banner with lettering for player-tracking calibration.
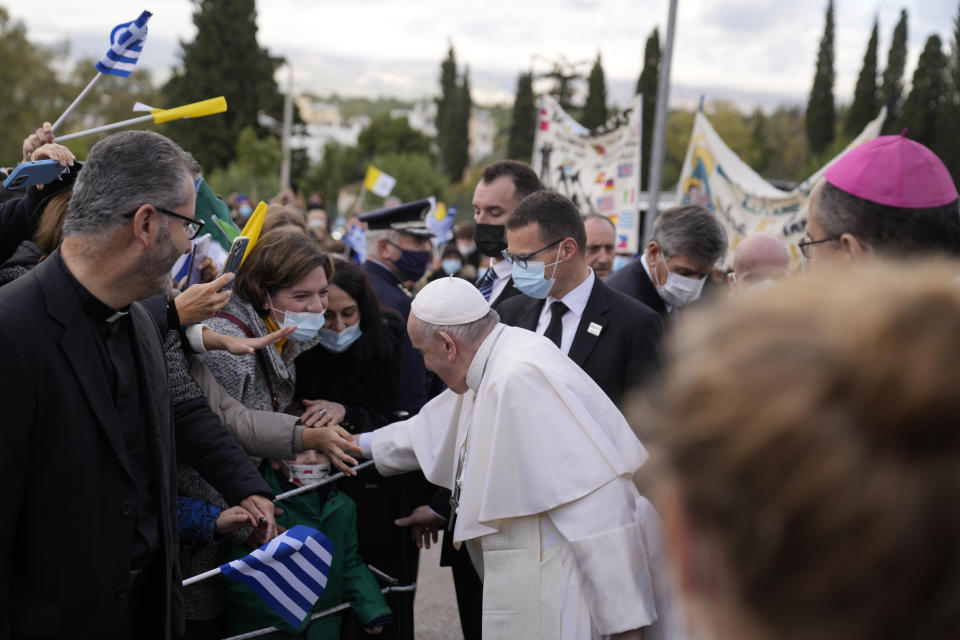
[533,94,642,254]
[677,108,886,268]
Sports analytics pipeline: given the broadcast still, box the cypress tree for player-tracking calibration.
[636,28,660,189]
[880,9,908,133]
[899,35,949,150]
[845,19,880,136]
[582,53,608,129]
[946,2,960,185]
[449,67,472,181]
[163,0,284,172]
[806,0,836,154]
[436,46,470,181]
[507,71,536,161]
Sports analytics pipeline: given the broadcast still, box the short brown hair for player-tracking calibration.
[480,160,541,200]
[637,261,960,640]
[234,230,333,316]
[261,204,307,236]
[506,190,586,254]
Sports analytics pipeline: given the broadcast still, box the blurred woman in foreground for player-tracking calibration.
[639,262,960,640]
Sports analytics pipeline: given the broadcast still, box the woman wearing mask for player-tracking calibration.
[293,259,410,639]
[294,258,402,432]
[202,230,332,413]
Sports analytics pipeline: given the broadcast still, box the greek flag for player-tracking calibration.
[219,525,335,628]
[95,11,152,78]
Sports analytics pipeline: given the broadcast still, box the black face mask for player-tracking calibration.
[475,223,507,258]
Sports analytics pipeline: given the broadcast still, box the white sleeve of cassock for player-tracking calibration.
[547,477,659,636]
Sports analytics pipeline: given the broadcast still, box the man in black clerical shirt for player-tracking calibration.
[0,131,271,639]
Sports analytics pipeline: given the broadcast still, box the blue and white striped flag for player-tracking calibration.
[219,525,335,629]
[343,225,367,264]
[95,10,152,78]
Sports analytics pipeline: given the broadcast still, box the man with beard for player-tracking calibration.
[0,131,254,639]
[472,160,542,309]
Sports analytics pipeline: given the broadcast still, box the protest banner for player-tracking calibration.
[532,94,643,254]
[677,108,886,268]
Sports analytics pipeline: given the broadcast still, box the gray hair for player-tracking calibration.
[62,130,200,238]
[411,309,500,347]
[365,228,398,257]
[652,204,727,266]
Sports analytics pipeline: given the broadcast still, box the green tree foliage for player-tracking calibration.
[507,71,536,162]
[163,0,285,172]
[846,20,880,136]
[0,8,69,164]
[450,66,472,178]
[749,108,773,175]
[636,28,661,189]
[302,142,362,216]
[899,35,951,152]
[582,54,608,129]
[205,126,281,202]
[357,115,432,159]
[806,0,836,154]
[941,2,960,186]
[880,9,908,133]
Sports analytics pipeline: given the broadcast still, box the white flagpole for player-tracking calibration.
[182,566,222,587]
[280,65,294,191]
[50,74,105,135]
[55,114,154,142]
[273,460,375,502]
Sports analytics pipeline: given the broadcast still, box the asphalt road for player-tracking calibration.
[413,541,464,640]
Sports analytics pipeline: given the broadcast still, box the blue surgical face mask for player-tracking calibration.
[612,255,632,272]
[318,323,363,353]
[238,203,253,219]
[269,296,325,342]
[441,259,462,275]
[511,244,562,299]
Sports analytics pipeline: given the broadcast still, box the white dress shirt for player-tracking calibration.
[487,257,514,305]
[534,269,595,355]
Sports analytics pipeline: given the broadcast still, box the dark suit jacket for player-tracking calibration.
[0,254,182,639]
[363,260,429,414]
[605,257,668,318]
[490,277,522,311]
[497,276,663,408]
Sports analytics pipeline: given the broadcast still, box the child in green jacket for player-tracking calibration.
[220,452,392,638]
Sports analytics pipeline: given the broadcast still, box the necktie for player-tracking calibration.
[544,300,568,349]
[476,268,496,301]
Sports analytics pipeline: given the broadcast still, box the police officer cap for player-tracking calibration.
[359,198,435,239]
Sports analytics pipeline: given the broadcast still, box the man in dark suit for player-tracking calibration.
[358,199,437,640]
[498,190,662,407]
[360,199,435,415]
[471,160,542,310]
[606,204,727,320]
[0,131,272,639]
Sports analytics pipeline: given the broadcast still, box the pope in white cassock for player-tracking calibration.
[356,276,669,639]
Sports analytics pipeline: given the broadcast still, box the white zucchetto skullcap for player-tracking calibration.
[411,276,489,325]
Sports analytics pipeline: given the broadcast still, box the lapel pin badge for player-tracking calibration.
[587,322,603,336]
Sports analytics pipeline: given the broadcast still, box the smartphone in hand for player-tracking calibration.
[220,236,249,291]
[3,159,65,190]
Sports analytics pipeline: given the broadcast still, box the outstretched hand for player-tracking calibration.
[202,324,296,355]
[302,426,364,475]
[214,505,259,534]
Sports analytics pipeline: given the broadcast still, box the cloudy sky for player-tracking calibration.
[6,0,957,111]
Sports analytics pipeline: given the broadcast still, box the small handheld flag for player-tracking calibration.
[50,10,152,134]
[219,525,335,629]
[363,166,397,198]
[96,10,152,78]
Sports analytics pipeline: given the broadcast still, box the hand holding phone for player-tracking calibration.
[3,159,65,190]
[220,236,249,291]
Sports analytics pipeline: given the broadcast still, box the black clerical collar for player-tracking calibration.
[53,250,131,323]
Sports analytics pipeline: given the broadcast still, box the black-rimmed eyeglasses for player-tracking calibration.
[797,235,839,258]
[123,205,205,239]
[501,238,563,269]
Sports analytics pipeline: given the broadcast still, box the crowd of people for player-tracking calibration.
[0,120,958,640]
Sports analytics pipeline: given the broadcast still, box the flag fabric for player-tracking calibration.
[238,201,268,268]
[343,225,367,263]
[219,525,335,629]
[95,11,152,78]
[363,166,397,198]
